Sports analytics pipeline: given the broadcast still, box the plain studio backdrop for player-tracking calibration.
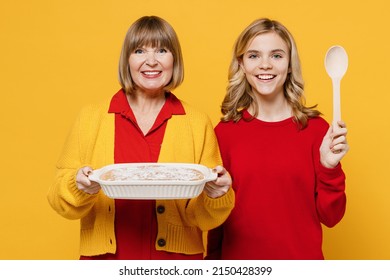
[0,0,389,260]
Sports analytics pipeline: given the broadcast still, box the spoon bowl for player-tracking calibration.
[325,46,348,79]
[324,45,348,125]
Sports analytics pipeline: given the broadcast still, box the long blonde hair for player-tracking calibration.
[221,18,320,129]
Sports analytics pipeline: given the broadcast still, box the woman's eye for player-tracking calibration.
[134,49,144,54]
[157,48,168,54]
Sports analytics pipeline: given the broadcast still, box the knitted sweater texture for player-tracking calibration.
[48,97,235,257]
[208,112,346,259]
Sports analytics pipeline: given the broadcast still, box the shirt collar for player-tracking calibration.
[108,89,186,117]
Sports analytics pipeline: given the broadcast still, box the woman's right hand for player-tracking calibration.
[76,166,101,194]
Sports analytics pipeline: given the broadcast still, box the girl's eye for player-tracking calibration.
[248,53,258,59]
[272,53,283,59]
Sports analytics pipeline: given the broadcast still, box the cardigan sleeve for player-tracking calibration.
[47,105,101,220]
[189,188,235,231]
[184,112,235,231]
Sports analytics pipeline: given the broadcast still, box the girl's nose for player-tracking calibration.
[259,58,272,69]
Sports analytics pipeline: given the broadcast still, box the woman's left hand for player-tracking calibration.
[203,165,231,198]
[320,120,350,168]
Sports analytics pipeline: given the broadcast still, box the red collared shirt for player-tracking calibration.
[82,89,202,260]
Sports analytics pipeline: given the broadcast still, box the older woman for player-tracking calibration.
[48,16,234,260]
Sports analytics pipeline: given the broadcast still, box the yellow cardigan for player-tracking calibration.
[47,98,235,257]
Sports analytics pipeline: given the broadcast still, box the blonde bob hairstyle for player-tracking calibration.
[118,16,184,94]
[221,18,320,129]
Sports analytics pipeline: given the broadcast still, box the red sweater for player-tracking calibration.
[207,110,346,260]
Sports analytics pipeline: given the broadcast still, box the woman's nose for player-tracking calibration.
[145,52,157,65]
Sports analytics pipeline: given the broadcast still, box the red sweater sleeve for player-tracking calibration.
[315,163,346,227]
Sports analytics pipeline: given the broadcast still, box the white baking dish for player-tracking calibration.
[88,163,218,200]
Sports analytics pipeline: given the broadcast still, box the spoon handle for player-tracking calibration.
[332,78,341,127]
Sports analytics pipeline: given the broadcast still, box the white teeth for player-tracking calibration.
[143,71,160,75]
[258,74,275,80]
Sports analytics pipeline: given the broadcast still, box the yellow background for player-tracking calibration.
[1,0,389,259]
